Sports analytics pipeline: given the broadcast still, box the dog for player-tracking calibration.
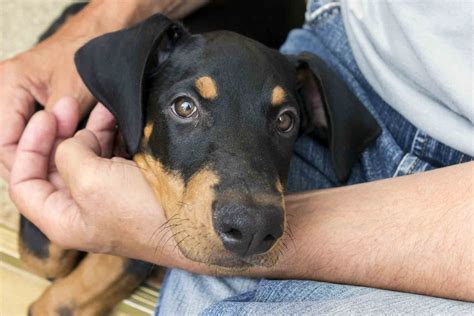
[20,2,380,315]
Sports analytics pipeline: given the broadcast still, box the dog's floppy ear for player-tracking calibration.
[292,52,381,182]
[75,14,187,154]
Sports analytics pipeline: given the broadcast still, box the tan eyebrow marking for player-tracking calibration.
[143,122,153,141]
[271,86,286,106]
[195,76,218,100]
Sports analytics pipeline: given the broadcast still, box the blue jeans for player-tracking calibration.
[157,1,473,314]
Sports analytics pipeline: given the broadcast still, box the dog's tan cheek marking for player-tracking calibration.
[133,153,185,218]
[271,86,286,107]
[135,151,286,267]
[134,153,224,262]
[195,76,218,100]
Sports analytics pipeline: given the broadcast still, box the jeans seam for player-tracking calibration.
[421,132,429,157]
[393,154,408,177]
[409,130,420,154]
[411,129,430,158]
[393,153,422,177]
[407,157,420,175]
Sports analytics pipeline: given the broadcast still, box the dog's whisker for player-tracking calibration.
[161,230,186,249]
[147,214,180,243]
[153,228,185,259]
[173,235,191,253]
[154,223,182,250]
[149,220,176,244]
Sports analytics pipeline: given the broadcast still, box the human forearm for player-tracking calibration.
[269,162,473,301]
[87,0,209,26]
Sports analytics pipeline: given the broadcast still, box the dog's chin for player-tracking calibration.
[178,244,281,271]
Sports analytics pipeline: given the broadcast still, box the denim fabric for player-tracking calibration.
[156,1,473,314]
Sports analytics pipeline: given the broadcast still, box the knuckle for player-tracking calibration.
[73,165,104,199]
[48,229,73,249]
[0,58,22,82]
[74,174,96,196]
[48,234,68,249]
[7,185,19,204]
[54,140,69,163]
[0,58,15,74]
[7,184,25,207]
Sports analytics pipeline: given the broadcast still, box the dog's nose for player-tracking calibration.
[213,204,284,257]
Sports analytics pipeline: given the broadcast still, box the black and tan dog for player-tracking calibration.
[20,2,380,315]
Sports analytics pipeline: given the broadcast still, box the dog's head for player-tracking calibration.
[75,15,380,268]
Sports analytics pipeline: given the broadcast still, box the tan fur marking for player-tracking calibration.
[19,240,79,279]
[276,179,284,194]
[29,254,145,316]
[134,153,222,261]
[143,122,153,142]
[133,152,286,268]
[134,154,227,260]
[271,86,286,106]
[195,76,218,100]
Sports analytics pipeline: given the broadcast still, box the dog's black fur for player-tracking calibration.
[21,1,380,314]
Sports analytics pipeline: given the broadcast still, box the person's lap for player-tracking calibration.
[156,1,472,314]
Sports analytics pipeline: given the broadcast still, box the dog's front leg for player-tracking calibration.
[28,253,152,316]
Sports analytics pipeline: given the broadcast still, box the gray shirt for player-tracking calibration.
[341,0,473,155]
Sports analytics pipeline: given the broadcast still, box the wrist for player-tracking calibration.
[88,0,164,28]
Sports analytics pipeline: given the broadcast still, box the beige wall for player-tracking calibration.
[1,0,75,60]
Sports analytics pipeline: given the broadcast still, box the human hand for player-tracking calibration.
[9,98,193,270]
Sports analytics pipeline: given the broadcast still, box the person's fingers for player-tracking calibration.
[45,71,96,118]
[55,128,148,211]
[9,111,58,226]
[10,111,57,185]
[52,97,81,139]
[55,129,103,195]
[48,97,81,188]
[8,110,84,247]
[0,66,36,177]
[86,103,117,157]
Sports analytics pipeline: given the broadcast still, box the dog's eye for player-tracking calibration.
[277,112,294,133]
[172,97,197,118]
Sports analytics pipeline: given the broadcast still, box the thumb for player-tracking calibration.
[45,76,95,118]
[55,129,103,195]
